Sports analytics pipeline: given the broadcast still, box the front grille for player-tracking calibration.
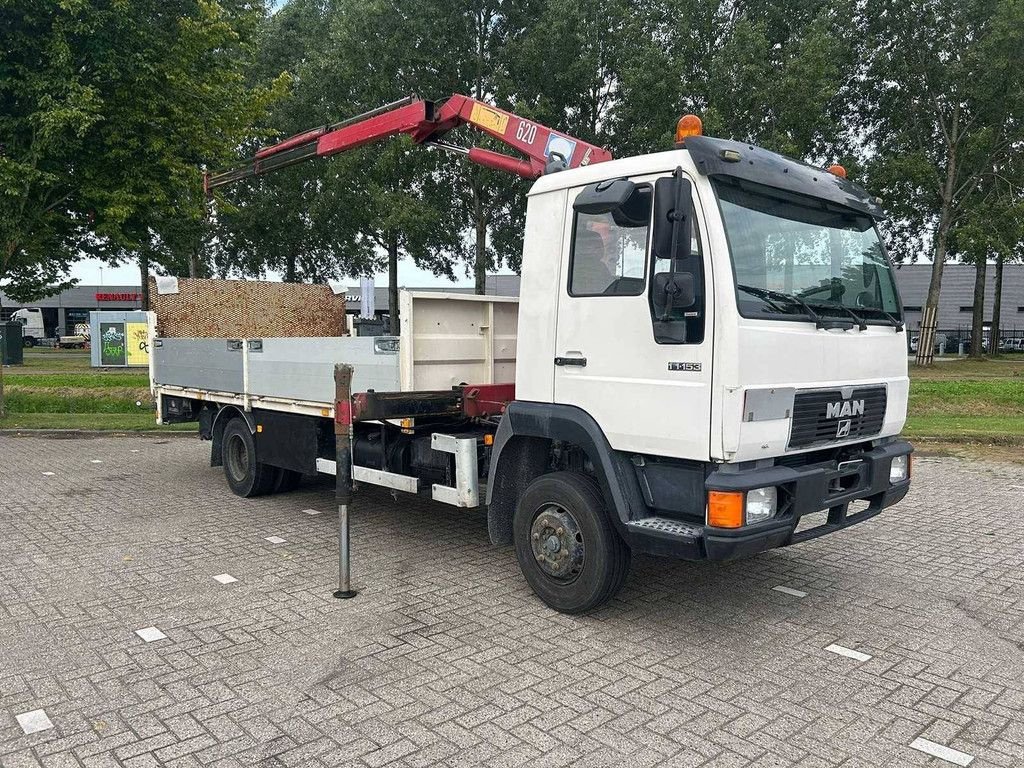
[788,386,886,449]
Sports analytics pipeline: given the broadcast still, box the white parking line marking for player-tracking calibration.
[302,508,322,516]
[41,472,55,477]
[910,737,974,766]
[15,709,54,735]
[265,536,286,544]
[130,450,140,453]
[213,574,238,585]
[772,586,807,598]
[90,460,103,464]
[135,626,167,643]
[825,643,872,662]
[1010,485,1024,490]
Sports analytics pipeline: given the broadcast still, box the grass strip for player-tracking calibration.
[5,373,151,388]
[903,415,1024,442]
[4,390,152,414]
[0,413,193,431]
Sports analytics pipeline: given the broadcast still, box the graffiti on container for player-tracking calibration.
[126,322,150,366]
[100,323,127,366]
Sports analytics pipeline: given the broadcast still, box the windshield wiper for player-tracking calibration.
[828,302,905,332]
[803,300,868,331]
[736,284,832,329]
[879,311,904,332]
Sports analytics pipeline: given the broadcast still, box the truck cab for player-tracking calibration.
[488,129,912,609]
[10,308,47,347]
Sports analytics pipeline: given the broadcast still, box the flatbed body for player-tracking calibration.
[152,291,518,419]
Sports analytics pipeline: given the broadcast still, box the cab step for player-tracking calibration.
[625,516,704,557]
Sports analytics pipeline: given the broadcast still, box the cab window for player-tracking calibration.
[568,185,651,296]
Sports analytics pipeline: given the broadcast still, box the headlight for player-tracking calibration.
[745,486,777,524]
[889,455,909,483]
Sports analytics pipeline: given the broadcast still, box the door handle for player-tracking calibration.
[554,356,587,367]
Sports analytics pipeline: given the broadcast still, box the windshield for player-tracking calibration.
[715,180,901,322]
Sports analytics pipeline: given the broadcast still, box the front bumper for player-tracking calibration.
[625,440,913,560]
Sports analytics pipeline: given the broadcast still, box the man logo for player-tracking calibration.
[826,399,864,419]
[836,419,852,438]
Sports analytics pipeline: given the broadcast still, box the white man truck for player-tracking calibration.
[153,97,912,613]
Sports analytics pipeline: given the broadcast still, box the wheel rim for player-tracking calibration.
[529,504,585,583]
[226,433,249,482]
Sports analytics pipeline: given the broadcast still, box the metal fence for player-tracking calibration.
[909,327,1024,355]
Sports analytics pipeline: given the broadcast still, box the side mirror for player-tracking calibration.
[573,179,636,215]
[653,272,696,311]
[653,175,693,260]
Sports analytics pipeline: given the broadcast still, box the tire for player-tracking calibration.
[513,471,631,614]
[23,336,36,348]
[222,418,276,497]
[272,468,302,494]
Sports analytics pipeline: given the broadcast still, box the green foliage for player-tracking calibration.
[860,0,1024,264]
[613,0,856,159]
[0,0,285,286]
[211,0,866,293]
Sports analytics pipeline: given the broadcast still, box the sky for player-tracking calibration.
[68,257,501,289]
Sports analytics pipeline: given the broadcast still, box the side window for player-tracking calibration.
[568,185,651,297]
[650,202,704,345]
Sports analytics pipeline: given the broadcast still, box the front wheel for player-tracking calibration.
[513,471,630,614]
[222,418,276,497]
[23,336,36,348]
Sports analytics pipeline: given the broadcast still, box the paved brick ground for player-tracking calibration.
[0,436,1022,767]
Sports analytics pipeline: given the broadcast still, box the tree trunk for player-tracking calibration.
[139,248,151,311]
[473,184,487,295]
[916,153,958,365]
[189,244,201,278]
[969,259,986,359]
[285,249,297,282]
[991,252,1004,357]
[388,232,399,335]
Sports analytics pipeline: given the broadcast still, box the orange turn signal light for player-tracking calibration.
[828,164,847,178]
[675,114,703,145]
[707,490,744,528]
[483,434,494,446]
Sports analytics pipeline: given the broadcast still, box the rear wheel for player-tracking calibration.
[23,336,36,348]
[222,418,276,497]
[513,471,630,614]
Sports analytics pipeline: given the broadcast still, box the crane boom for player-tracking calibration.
[205,94,612,192]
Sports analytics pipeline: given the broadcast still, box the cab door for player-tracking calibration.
[552,172,714,461]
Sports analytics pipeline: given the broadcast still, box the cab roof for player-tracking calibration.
[530,137,884,220]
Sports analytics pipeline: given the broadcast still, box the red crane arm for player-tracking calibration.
[205,94,612,192]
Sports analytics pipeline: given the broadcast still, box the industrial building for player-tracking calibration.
[892,263,1024,336]
[0,285,142,337]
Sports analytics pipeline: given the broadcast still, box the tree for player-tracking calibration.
[0,0,280,416]
[313,0,470,323]
[613,0,858,160]
[212,0,375,285]
[209,0,465,331]
[0,1,104,304]
[317,0,540,295]
[860,0,1024,364]
[78,0,283,308]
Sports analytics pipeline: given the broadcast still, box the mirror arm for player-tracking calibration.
[659,167,686,322]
